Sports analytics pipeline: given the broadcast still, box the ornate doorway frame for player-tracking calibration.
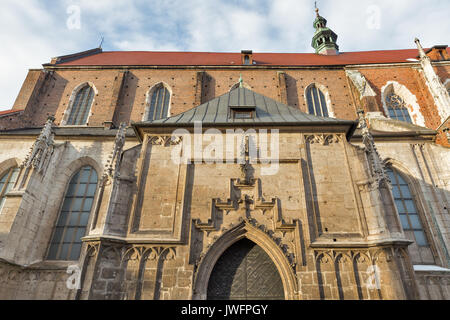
[192,221,299,300]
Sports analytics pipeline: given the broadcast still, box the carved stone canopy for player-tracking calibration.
[21,116,55,174]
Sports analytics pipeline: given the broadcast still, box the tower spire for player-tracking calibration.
[311,4,339,55]
[315,1,319,17]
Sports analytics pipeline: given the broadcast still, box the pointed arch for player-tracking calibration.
[143,82,172,121]
[0,158,20,178]
[45,156,102,261]
[0,158,20,212]
[304,83,334,118]
[383,158,437,265]
[381,81,425,126]
[192,221,298,300]
[62,82,98,126]
[46,165,99,261]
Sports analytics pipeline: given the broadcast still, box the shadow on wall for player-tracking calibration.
[114,71,138,125]
[35,72,68,127]
[285,74,300,111]
[203,73,216,105]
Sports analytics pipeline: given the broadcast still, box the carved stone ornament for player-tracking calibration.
[194,172,300,272]
[102,122,127,183]
[357,110,391,188]
[305,134,343,145]
[148,135,183,146]
[21,116,55,174]
[346,70,376,99]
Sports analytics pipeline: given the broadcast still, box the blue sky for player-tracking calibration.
[0,0,449,111]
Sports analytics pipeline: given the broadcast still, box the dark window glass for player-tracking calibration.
[47,166,98,260]
[306,85,329,117]
[0,167,20,210]
[67,85,95,125]
[234,111,253,119]
[386,93,412,123]
[146,85,170,121]
[387,168,429,247]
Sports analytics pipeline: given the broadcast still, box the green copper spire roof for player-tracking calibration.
[311,6,339,55]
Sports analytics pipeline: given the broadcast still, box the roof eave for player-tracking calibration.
[131,120,358,142]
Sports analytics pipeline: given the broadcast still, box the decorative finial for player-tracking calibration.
[315,1,319,17]
[414,37,426,58]
[357,109,369,135]
[239,73,244,88]
[357,109,391,188]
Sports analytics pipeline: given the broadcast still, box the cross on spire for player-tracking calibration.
[99,35,104,49]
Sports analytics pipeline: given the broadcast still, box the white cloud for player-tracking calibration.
[0,0,449,111]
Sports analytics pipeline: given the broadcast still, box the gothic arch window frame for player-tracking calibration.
[192,222,298,300]
[61,82,98,126]
[384,159,441,264]
[304,83,334,118]
[0,159,20,213]
[381,81,425,126]
[143,82,172,121]
[45,159,101,261]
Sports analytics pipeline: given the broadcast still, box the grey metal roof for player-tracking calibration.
[146,87,354,126]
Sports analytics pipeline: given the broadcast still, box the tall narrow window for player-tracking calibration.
[146,84,170,121]
[0,167,20,210]
[386,93,412,123]
[66,84,95,125]
[387,167,435,264]
[47,166,98,261]
[306,85,329,117]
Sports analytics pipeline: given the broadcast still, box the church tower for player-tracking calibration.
[311,6,339,55]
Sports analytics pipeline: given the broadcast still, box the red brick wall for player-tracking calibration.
[2,63,449,143]
[358,66,443,130]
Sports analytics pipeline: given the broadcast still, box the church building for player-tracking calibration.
[0,8,449,300]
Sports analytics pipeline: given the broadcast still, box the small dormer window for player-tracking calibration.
[234,110,253,119]
[241,50,253,65]
[230,106,255,119]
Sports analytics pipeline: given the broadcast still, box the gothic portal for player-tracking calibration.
[207,239,285,300]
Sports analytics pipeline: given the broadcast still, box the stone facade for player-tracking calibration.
[0,31,449,300]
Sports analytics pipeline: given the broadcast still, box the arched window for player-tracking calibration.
[66,84,95,125]
[386,93,412,123]
[0,167,20,210]
[306,84,329,117]
[47,166,98,261]
[146,84,170,121]
[387,167,435,264]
